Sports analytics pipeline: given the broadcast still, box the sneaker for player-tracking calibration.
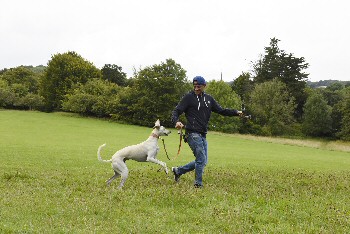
[194,183,203,188]
[172,167,181,182]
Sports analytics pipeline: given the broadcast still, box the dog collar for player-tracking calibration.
[151,133,159,138]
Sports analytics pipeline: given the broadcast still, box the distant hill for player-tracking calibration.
[24,65,46,73]
[307,80,350,88]
[0,65,46,75]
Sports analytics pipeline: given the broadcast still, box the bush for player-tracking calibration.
[62,78,120,117]
[17,93,45,110]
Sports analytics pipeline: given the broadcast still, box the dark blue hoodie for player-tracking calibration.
[171,90,240,136]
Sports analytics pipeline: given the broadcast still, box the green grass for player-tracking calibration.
[1,110,350,233]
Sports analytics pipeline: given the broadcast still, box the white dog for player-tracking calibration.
[97,119,171,189]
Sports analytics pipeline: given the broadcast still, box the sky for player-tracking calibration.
[1,0,349,82]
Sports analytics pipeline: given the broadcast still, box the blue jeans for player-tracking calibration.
[177,133,208,186]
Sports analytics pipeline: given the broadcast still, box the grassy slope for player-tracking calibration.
[1,110,350,233]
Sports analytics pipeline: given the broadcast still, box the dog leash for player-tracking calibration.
[156,138,171,172]
[161,138,171,160]
[173,127,183,160]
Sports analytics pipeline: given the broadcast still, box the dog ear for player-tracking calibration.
[153,119,160,129]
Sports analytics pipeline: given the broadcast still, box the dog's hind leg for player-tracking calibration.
[106,171,120,186]
[112,158,129,189]
[118,168,129,189]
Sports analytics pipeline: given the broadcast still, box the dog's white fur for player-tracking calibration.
[97,119,171,189]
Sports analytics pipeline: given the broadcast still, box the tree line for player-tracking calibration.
[1,38,349,140]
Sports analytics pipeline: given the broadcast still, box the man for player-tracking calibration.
[171,76,243,188]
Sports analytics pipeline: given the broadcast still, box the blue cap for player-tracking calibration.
[193,76,206,85]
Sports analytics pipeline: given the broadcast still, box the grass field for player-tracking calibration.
[1,110,350,233]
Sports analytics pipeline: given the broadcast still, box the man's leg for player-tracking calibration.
[187,133,207,187]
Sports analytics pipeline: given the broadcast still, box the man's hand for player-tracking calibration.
[175,121,184,129]
[238,110,252,119]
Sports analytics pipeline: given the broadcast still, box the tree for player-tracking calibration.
[40,51,101,111]
[0,79,15,107]
[249,78,296,136]
[302,91,332,137]
[113,58,189,127]
[252,38,309,118]
[337,87,350,140]
[1,66,40,93]
[206,80,242,133]
[0,68,8,75]
[231,72,254,103]
[318,83,345,136]
[101,64,127,86]
[321,83,344,106]
[0,66,44,110]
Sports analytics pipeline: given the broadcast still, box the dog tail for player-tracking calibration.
[97,143,112,163]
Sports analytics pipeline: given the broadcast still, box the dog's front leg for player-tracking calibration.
[146,156,169,174]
